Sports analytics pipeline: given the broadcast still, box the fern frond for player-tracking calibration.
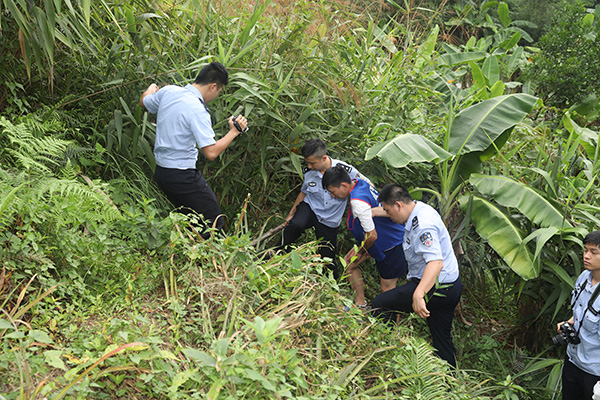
[0,183,24,230]
[28,177,122,225]
[0,116,73,174]
[7,149,54,174]
[64,145,95,163]
[60,161,82,180]
[388,339,454,400]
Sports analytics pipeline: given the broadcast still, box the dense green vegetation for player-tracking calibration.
[1,0,600,398]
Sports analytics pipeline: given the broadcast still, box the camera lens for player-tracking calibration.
[552,333,567,346]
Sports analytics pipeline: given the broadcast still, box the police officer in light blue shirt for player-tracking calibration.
[146,84,217,169]
[140,62,247,235]
[558,230,600,400]
[402,202,459,285]
[371,183,463,367]
[281,139,371,279]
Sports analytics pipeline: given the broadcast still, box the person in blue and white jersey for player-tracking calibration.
[322,166,407,309]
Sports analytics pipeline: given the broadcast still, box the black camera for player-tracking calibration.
[552,322,580,346]
[232,115,248,133]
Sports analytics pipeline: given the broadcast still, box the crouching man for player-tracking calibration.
[371,183,462,367]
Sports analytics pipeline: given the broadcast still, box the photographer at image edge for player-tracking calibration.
[556,230,600,400]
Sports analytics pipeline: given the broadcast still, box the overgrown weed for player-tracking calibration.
[1,206,488,398]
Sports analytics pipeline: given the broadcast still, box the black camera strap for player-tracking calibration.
[196,97,212,125]
[588,282,600,316]
[198,97,210,113]
[571,281,600,340]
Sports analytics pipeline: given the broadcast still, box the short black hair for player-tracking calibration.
[194,62,229,87]
[378,183,413,204]
[322,165,351,189]
[301,138,327,158]
[583,231,600,247]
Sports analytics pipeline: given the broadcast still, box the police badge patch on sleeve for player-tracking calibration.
[420,232,433,247]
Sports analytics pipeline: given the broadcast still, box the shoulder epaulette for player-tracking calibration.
[337,162,353,173]
[412,216,419,230]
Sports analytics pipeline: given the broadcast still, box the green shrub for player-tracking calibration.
[526,0,600,108]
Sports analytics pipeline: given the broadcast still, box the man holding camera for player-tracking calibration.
[140,62,247,235]
[558,230,600,400]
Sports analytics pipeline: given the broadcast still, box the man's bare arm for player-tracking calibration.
[140,83,159,108]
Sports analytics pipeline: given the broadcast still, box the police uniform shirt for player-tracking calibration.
[301,158,370,228]
[143,84,216,169]
[567,270,600,376]
[402,201,459,283]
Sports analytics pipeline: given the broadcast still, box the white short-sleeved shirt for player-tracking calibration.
[402,201,459,283]
[301,158,371,228]
[350,199,375,233]
[143,84,216,169]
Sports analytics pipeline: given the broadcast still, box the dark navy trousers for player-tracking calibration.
[562,357,600,400]
[154,166,224,233]
[282,202,339,279]
[372,276,463,367]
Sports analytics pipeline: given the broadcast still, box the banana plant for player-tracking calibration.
[367,93,537,216]
[433,1,536,105]
[461,174,587,280]
[459,113,599,333]
[366,93,540,278]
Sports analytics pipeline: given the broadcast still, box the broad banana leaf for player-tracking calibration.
[469,174,572,229]
[563,114,599,160]
[365,133,452,168]
[448,128,512,190]
[459,194,538,279]
[449,93,538,155]
[436,51,486,66]
[498,2,511,28]
[429,72,462,103]
[482,55,499,86]
[507,46,524,76]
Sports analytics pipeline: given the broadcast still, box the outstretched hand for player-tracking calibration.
[343,247,370,268]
